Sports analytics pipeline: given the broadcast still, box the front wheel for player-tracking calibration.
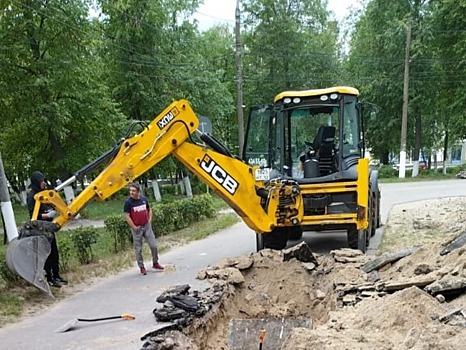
[287,226,303,240]
[347,226,367,253]
[256,233,264,251]
[263,227,288,250]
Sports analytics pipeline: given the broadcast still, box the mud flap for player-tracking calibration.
[229,318,311,349]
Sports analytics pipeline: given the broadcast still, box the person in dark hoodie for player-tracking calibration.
[27,171,68,288]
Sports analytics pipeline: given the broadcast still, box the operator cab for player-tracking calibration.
[243,86,364,183]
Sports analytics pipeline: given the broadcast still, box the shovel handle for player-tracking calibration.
[77,314,135,322]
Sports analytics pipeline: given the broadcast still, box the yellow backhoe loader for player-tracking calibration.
[6,86,380,295]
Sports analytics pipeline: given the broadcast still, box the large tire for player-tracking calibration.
[358,229,367,253]
[376,190,382,228]
[370,193,377,237]
[287,226,303,240]
[347,226,367,253]
[263,227,288,250]
[256,233,264,251]
[347,226,358,249]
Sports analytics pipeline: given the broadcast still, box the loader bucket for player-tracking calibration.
[229,318,311,349]
[6,236,53,297]
[5,221,59,298]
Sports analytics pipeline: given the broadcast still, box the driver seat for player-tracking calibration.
[312,126,336,175]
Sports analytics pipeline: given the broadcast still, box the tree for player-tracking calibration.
[346,0,412,164]
[241,0,340,105]
[428,0,466,170]
[0,0,125,187]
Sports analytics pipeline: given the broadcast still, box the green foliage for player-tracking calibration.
[377,165,398,179]
[56,232,73,272]
[103,193,217,238]
[242,0,339,105]
[104,215,132,253]
[0,248,21,288]
[70,227,99,264]
[0,0,127,186]
[153,193,216,234]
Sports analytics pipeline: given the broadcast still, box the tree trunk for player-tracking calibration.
[183,176,193,198]
[151,179,162,202]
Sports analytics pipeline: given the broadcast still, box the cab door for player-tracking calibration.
[242,105,277,169]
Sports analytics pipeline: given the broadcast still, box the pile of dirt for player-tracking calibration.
[141,230,466,350]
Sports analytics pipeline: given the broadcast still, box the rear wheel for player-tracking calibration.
[376,190,381,228]
[370,193,377,237]
[358,229,367,253]
[347,226,358,249]
[347,225,367,253]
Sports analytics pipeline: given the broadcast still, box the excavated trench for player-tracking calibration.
[140,233,466,350]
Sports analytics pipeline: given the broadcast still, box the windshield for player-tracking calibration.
[287,105,339,177]
[244,94,362,178]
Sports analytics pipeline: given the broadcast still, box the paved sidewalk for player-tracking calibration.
[0,222,257,350]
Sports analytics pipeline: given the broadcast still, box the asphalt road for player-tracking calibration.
[1,179,466,349]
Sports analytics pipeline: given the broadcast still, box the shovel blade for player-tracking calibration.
[229,318,311,350]
[6,236,53,297]
[55,318,78,333]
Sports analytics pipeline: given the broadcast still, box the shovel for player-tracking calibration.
[55,313,135,333]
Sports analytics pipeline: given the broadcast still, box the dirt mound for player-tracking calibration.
[141,231,466,350]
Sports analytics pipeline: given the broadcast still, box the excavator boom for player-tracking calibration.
[7,99,304,294]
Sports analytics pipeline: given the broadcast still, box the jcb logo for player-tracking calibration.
[200,155,238,195]
[157,107,179,130]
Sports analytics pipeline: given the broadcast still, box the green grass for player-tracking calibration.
[0,294,22,319]
[79,200,125,220]
[379,173,457,183]
[158,214,240,248]
[11,203,29,226]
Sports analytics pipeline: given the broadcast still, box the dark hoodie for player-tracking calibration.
[27,171,51,219]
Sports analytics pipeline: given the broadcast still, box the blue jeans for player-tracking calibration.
[131,222,159,268]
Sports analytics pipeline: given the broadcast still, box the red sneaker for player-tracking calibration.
[140,267,147,275]
[152,262,164,271]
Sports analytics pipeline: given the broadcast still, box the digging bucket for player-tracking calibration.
[5,221,58,298]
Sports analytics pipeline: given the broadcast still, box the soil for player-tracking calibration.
[143,197,466,350]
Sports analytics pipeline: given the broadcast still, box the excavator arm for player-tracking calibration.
[7,99,303,295]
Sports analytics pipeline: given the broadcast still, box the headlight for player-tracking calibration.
[293,97,301,103]
[330,93,338,100]
[320,95,329,101]
[284,97,292,103]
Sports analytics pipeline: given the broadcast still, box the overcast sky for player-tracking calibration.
[194,0,361,31]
